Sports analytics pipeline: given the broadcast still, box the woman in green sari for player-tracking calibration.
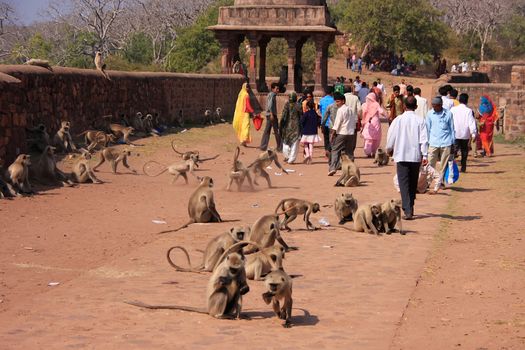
[279,91,302,164]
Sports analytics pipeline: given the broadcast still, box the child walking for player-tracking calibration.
[300,100,321,164]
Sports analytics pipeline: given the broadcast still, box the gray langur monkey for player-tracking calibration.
[353,204,383,235]
[171,141,220,163]
[334,193,358,224]
[125,250,249,320]
[246,245,285,281]
[25,58,53,70]
[262,268,294,328]
[77,130,117,152]
[6,154,33,195]
[244,214,294,254]
[274,198,320,231]
[143,155,198,184]
[379,199,403,235]
[158,176,222,234]
[53,121,77,153]
[335,153,360,187]
[26,124,50,153]
[70,149,102,184]
[373,148,390,166]
[247,149,289,188]
[94,51,110,80]
[92,147,138,174]
[227,146,254,191]
[0,157,16,198]
[166,226,250,272]
[109,124,135,145]
[216,107,225,123]
[29,145,74,187]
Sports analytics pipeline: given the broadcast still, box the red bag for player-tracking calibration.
[253,114,263,131]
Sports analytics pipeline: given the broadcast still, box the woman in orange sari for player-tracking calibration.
[477,95,499,157]
[232,83,254,146]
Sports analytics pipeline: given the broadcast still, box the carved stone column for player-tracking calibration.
[314,36,330,94]
[295,37,307,93]
[247,34,259,91]
[216,34,232,74]
[286,36,299,93]
[258,37,270,92]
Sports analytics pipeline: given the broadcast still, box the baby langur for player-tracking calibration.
[334,192,358,224]
[109,124,135,145]
[247,149,288,188]
[204,109,213,125]
[262,268,294,328]
[246,245,285,281]
[335,153,360,187]
[92,147,137,174]
[125,250,249,320]
[158,176,222,234]
[29,145,74,187]
[53,121,77,153]
[353,204,383,235]
[166,226,249,272]
[216,107,225,123]
[227,146,254,191]
[275,198,320,231]
[373,148,390,166]
[379,199,403,235]
[244,214,293,254]
[143,155,198,184]
[70,149,102,184]
[7,154,33,195]
[94,51,110,80]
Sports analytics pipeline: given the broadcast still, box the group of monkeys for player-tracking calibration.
[125,148,402,326]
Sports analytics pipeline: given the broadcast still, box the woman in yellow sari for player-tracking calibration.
[232,83,254,146]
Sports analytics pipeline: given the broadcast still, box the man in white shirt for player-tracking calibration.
[377,78,386,96]
[353,76,362,93]
[451,93,477,172]
[399,79,407,96]
[414,87,428,119]
[386,96,429,220]
[328,93,356,176]
[439,85,454,110]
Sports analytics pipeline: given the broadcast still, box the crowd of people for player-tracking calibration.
[231,78,500,221]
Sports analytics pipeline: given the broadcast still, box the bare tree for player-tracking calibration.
[48,0,127,55]
[430,0,516,61]
[0,2,16,57]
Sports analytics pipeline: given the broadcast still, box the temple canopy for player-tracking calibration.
[208,0,339,93]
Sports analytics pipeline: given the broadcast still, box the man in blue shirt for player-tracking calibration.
[319,86,335,159]
[426,96,455,193]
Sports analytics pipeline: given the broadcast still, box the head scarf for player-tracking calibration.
[362,92,380,123]
[479,95,494,116]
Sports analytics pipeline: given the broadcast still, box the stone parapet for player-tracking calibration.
[0,65,244,163]
[217,5,332,27]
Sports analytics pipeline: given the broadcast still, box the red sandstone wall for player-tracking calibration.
[479,61,525,84]
[506,66,525,139]
[0,65,244,163]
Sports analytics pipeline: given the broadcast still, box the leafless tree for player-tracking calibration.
[0,2,16,57]
[48,0,127,55]
[430,0,516,61]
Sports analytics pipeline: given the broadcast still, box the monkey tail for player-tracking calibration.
[142,161,169,177]
[171,140,184,155]
[124,300,208,314]
[233,147,240,169]
[166,246,203,272]
[398,212,403,235]
[214,240,264,270]
[274,199,286,214]
[157,220,193,234]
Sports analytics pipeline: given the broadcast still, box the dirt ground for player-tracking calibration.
[1,68,524,349]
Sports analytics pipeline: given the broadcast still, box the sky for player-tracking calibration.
[7,0,53,24]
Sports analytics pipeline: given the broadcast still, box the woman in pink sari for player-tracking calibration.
[361,92,386,157]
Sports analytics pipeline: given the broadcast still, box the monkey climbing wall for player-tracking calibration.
[0,65,245,163]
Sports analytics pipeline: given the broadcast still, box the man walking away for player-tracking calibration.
[260,83,282,151]
[319,86,335,158]
[439,85,454,110]
[414,87,428,119]
[451,93,477,172]
[426,96,455,193]
[386,96,428,220]
[328,93,356,176]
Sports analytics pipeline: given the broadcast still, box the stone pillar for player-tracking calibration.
[217,35,232,74]
[295,38,307,93]
[258,37,270,92]
[314,37,327,94]
[286,36,298,93]
[247,34,259,91]
[505,65,525,140]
